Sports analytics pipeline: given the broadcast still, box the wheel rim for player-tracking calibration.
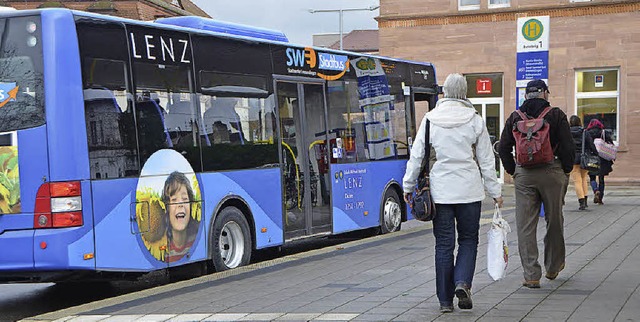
[219,221,245,268]
[383,196,401,232]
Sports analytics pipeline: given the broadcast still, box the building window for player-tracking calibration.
[489,0,510,9]
[459,0,480,11]
[575,69,619,141]
[465,73,503,98]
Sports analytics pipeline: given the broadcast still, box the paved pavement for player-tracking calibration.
[23,185,640,322]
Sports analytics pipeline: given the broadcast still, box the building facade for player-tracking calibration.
[1,0,209,20]
[379,0,640,184]
[313,30,379,54]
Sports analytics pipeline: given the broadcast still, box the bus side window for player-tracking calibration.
[132,60,201,170]
[197,71,278,172]
[84,88,121,146]
[135,98,173,163]
[77,19,141,178]
[79,56,139,180]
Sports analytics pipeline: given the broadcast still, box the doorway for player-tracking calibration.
[275,78,332,240]
[471,98,504,181]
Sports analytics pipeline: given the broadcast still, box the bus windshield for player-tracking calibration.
[0,16,44,133]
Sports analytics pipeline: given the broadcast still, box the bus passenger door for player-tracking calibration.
[275,79,331,240]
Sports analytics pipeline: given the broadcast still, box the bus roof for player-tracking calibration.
[3,8,434,70]
[155,16,289,43]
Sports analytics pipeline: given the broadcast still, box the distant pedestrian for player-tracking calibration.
[498,79,575,288]
[403,73,503,313]
[569,115,597,210]
[585,118,614,204]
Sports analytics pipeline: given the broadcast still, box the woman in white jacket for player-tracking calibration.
[403,73,503,313]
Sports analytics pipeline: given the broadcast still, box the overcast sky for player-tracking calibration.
[191,0,380,45]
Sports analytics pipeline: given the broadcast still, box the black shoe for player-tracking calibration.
[578,198,586,210]
[440,305,454,313]
[455,284,473,309]
[583,197,588,208]
[594,191,602,204]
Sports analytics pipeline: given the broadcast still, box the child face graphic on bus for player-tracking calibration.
[166,182,191,233]
[162,171,197,262]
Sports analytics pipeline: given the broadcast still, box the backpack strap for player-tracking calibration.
[514,109,528,121]
[418,119,431,179]
[538,106,554,119]
[514,106,554,122]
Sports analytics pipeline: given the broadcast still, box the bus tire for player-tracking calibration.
[211,206,252,272]
[380,189,402,234]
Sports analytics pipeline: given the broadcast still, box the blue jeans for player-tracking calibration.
[432,201,482,305]
[589,174,605,196]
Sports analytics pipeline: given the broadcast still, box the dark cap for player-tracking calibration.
[525,79,550,94]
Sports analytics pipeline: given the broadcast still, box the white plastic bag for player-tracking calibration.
[487,205,511,281]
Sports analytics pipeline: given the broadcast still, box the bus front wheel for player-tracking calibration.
[380,189,402,234]
[211,207,252,272]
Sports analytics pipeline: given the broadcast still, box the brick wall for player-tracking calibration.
[379,0,640,183]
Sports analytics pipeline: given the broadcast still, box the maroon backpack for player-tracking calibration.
[513,107,555,167]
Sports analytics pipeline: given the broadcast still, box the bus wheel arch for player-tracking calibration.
[208,197,255,272]
[379,183,405,234]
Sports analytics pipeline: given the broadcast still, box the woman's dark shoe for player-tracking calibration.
[440,305,454,313]
[522,280,540,288]
[578,198,586,210]
[594,191,602,204]
[454,284,473,309]
[583,197,588,208]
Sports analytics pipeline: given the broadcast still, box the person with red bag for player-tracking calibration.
[498,79,575,289]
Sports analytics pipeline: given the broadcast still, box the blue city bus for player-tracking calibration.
[0,8,438,282]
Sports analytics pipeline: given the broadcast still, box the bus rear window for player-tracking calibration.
[0,16,45,133]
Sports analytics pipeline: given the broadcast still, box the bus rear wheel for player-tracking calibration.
[380,189,402,234]
[211,207,252,272]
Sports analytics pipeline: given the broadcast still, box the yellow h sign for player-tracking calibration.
[522,19,543,41]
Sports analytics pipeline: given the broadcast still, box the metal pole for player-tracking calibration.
[339,9,343,50]
[308,6,379,50]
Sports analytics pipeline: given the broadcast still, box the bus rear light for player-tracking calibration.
[35,214,52,228]
[34,181,83,229]
[52,212,83,228]
[27,36,37,47]
[26,21,37,33]
[50,182,81,197]
[51,196,82,212]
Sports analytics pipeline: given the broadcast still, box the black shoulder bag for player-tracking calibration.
[580,129,600,172]
[411,120,436,222]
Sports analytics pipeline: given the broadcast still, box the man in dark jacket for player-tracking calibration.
[498,79,575,289]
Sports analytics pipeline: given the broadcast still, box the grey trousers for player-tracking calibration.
[513,160,568,282]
